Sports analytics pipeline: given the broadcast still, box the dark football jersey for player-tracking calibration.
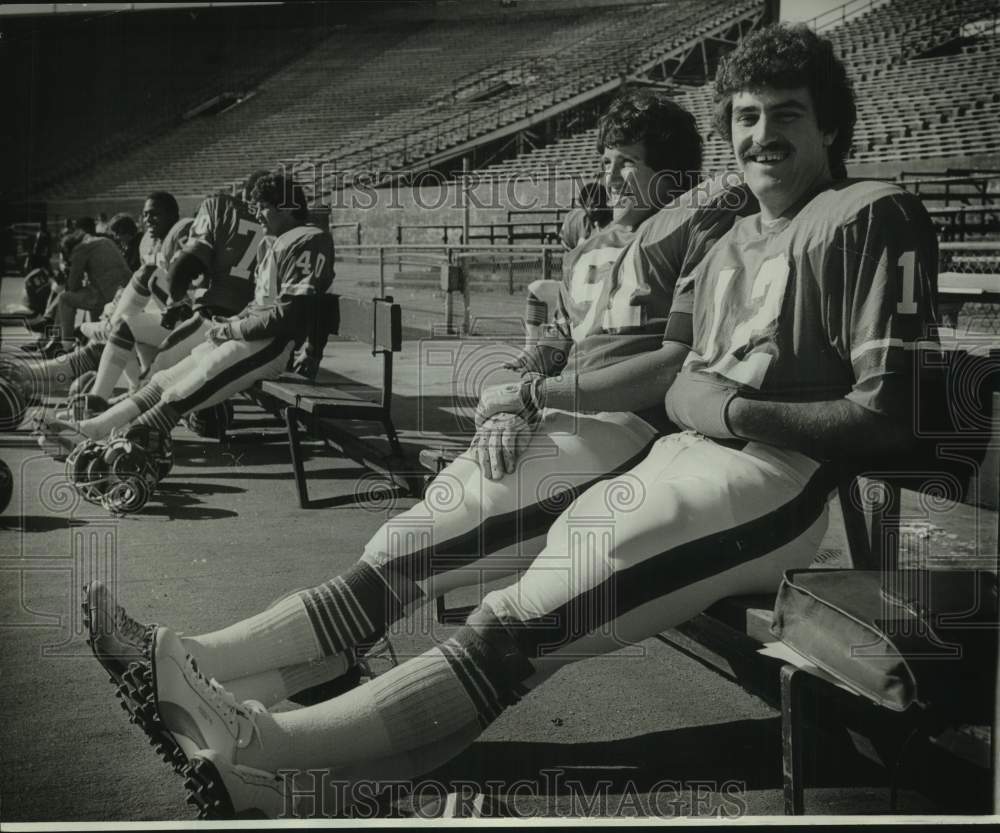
[246,225,335,314]
[668,180,939,422]
[183,194,262,315]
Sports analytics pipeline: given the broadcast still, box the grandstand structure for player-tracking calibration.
[482,0,1000,178]
[6,0,998,222]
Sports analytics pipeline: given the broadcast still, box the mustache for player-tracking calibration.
[740,142,791,160]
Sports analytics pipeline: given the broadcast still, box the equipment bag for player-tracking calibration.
[771,569,997,719]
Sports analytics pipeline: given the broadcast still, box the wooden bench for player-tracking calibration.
[247,294,421,508]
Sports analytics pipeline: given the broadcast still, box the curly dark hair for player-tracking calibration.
[249,171,309,222]
[597,88,703,191]
[713,23,855,179]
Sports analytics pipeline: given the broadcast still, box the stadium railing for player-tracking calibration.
[394,221,562,246]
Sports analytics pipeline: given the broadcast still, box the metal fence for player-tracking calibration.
[328,241,1000,337]
[938,241,1000,335]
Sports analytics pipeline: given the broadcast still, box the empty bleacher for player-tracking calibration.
[38,0,765,203]
[43,8,631,202]
[480,0,1000,180]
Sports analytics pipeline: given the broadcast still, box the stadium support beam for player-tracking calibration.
[389,3,769,186]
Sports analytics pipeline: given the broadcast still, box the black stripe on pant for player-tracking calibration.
[505,463,835,660]
[158,313,205,354]
[383,437,659,584]
[170,337,287,415]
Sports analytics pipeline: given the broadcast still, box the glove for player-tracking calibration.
[475,376,545,429]
[471,412,537,481]
[159,303,192,331]
[206,318,237,343]
[664,372,743,440]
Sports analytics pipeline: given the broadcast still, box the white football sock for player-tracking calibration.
[78,396,142,438]
[236,642,484,774]
[223,653,353,709]
[182,593,324,682]
[91,326,135,400]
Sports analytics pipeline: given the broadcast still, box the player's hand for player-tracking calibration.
[206,320,235,343]
[475,377,544,428]
[471,412,536,480]
[159,303,190,331]
[291,351,318,379]
[501,347,541,374]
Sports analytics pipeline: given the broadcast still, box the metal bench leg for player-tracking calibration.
[382,417,403,458]
[284,406,309,508]
[781,664,806,815]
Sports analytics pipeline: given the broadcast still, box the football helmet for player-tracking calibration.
[99,435,159,514]
[112,425,174,481]
[66,439,112,504]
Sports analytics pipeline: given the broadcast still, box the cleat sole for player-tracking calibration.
[118,658,191,776]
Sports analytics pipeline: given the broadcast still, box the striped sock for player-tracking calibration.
[91,321,135,400]
[238,641,490,774]
[180,565,422,698]
[130,400,181,434]
[114,279,150,322]
[68,341,105,378]
[300,561,421,657]
[32,341,104,397]
[78,390,146,438]
[131,380,165,414]
[182,593,325,682]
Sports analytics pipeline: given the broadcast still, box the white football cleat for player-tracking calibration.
[151,627,265,762]
[184,749,288,820]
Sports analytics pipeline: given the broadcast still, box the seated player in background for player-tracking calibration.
[84,89,752,790]
[557,176,611,252]
[69,213,195,414]
[49,227,131,354]
[5,192,182,408]
[107,213,142,271]
[38,173,265,442]
[52,173,334,513]
[86,23,940,817]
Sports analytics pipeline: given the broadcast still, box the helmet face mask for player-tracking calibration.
[66,440,111,504]
[101,436,160,514]
[66,432,165,514]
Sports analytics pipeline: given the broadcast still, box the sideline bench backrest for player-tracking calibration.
[310,294,402,356]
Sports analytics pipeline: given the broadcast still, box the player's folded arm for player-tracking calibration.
[544,340,689,416]
[231,291,314,342]
[163,249,207,306]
